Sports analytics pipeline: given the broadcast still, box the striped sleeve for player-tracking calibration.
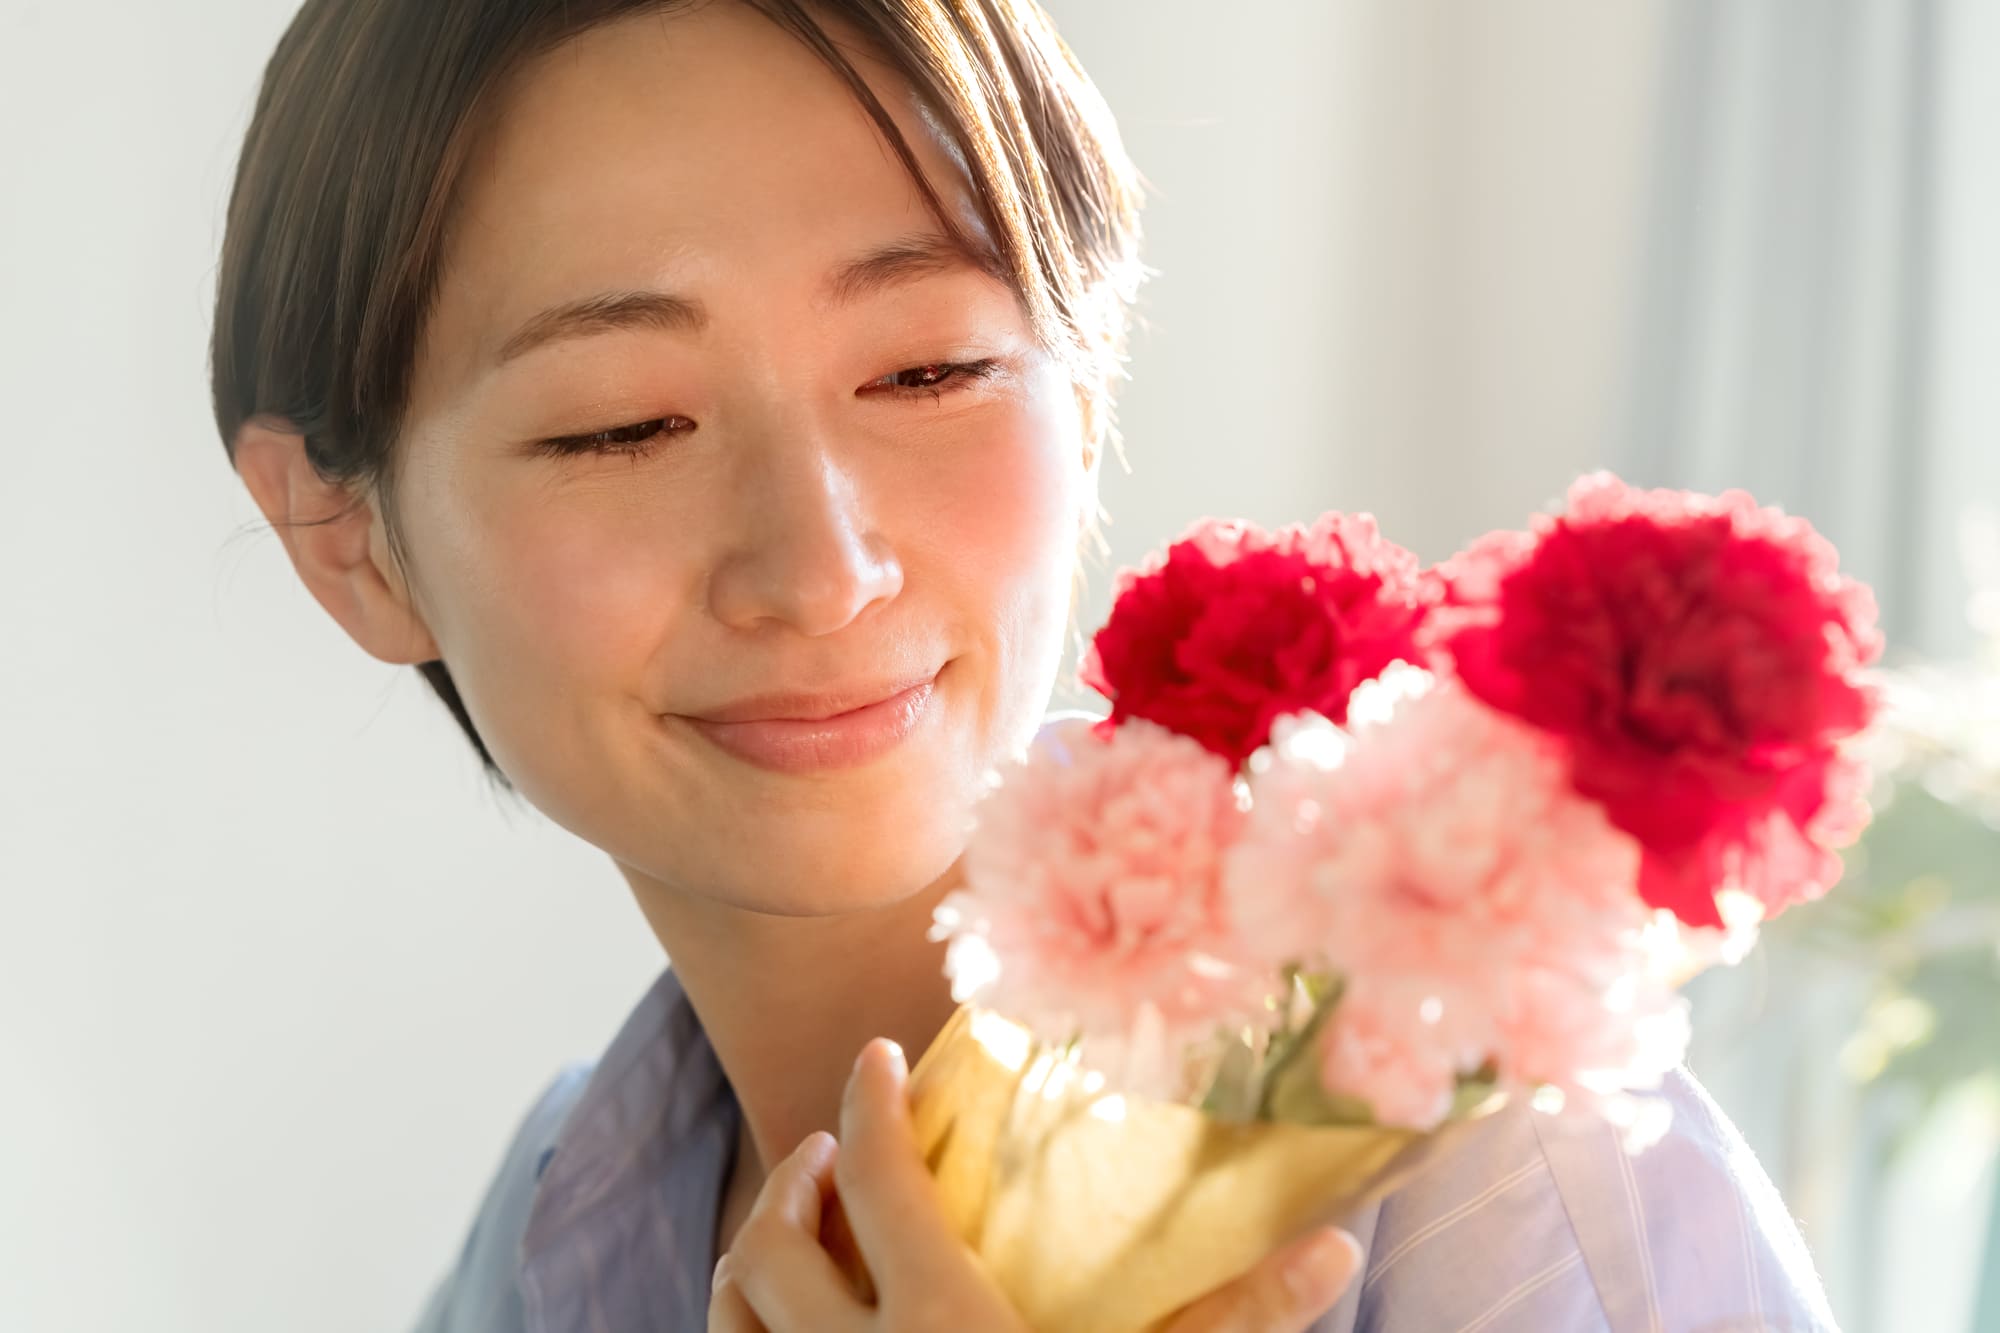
[1343,1067,1837,1333]
[1531,1066,1840,1333]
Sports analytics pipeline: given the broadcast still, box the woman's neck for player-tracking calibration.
[620,860,964,1187]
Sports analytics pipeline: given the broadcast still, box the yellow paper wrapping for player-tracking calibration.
[904,1005,1480,1333]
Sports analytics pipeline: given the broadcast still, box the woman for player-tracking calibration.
[211,1,1840,1329]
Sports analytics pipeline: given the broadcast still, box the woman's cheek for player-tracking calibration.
[926,391,1083,583]
[454,485,697,719]
[921,399,1084,734]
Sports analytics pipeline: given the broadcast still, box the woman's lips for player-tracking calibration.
[678,674,939,774]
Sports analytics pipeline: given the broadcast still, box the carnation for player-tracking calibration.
[1080,512,1435,767]
[1227,671,1689,1126]
[1316,982,1476,1132]
[1439,473,1883,928]
[931,718,1273,1060]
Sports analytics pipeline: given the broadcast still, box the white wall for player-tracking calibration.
[0,3,1661,1330]
[1051,0,1664,592]
[1,6,666,1330]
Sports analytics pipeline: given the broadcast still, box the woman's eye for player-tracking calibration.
[872,358,1003,399]
[534,415,694,457]
[532,360,1000,458]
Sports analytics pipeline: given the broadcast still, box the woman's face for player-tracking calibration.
[390,3,1092,915]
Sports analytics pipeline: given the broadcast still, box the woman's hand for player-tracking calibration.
[707,1037,1364,1333]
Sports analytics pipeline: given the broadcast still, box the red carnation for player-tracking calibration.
[1439,473,1883,929]
[1081,513,1436,767]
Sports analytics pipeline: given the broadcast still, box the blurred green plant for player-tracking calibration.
[1768,639,2000,1126]
[1758,590,2000,1331]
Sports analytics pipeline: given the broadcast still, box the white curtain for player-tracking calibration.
[1613,0,1998,660]
[1617,3,2000,1331]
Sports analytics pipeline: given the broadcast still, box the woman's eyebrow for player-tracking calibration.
[496,290,703,363]
[493,231,1009,365]
[821,230,1011,306]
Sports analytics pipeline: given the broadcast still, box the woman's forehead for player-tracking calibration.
[436,5,989,336]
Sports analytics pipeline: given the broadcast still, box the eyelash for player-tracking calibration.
[532,358,1005,458]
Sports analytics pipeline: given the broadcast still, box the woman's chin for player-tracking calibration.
[730,834,964,917]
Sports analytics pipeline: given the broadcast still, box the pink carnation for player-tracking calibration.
[1226,671,1690,1126]
[932,717,1273,1055]
[1494,965,1688,1106]
[1318,981,1485,1130]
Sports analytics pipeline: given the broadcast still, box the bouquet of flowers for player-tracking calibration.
[907,474,1884,1333]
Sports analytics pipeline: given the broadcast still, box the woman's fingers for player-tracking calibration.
[723,1131,867,1333]
[833,1037,959,1280]
[752,1130,837,1239]
[706,1276,765,1333]
[815,1037,1358,1333]
[827,1038,1036,1331]
[1159,1226,1364,1333]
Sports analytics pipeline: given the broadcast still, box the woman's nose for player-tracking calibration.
[704,432,904,638]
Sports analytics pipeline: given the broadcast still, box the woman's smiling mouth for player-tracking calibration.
[676,667,945,774]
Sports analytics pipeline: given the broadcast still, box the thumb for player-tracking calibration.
[1161,1227,1363,1333]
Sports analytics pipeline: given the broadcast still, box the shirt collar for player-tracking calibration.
[516,964,740,1331]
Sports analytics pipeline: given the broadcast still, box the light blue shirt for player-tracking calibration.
[411,965,1839,1332]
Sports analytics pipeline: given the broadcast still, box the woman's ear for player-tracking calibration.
[232,418,441,666]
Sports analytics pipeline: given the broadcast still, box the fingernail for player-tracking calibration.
[855,1038,906,1081]
[710,1255,732,1293]
[1283,1228,1361,1306]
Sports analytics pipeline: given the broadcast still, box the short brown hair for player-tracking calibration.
[210,0,1145,788]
